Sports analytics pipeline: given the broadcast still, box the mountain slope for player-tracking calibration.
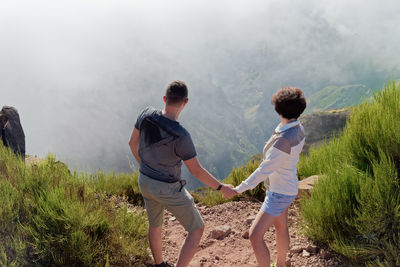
[306,84,373,113]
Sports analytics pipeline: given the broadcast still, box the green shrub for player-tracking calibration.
[344,83,400,172]
[87,172,143,206]
[300,163,363,243]
[192,187,228,207]
[299,81,400,265]
[195,154,264,206]
[297,137,349,178]
[225,156,265,201]
[0,145,149,266]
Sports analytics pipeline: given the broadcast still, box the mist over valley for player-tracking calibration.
[1,0,399,188]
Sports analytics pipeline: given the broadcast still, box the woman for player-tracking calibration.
[234,87,307,267]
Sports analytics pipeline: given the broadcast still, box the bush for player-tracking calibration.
[195,154,264,206]
[225,155,265,201]
[192,187,228,207]
[87,171,143,206]
[0,145,149,266]
[299,81,400,265]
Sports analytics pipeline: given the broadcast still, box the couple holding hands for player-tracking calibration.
[129,80,306,267]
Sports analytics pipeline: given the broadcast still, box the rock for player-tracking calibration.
[290,245,303,254]
[299,175,319,190]
[241,230,249,239]
[300,108,350,154]
[209,225,232,240]
[246,216,256,225]
[0,106,25,157]
[298,175,319,196]
[25,155,45,166]
[320,249,333,259]
[302,250,311,257]
[306,244,318,254]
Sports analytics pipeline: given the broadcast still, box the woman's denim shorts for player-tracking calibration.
[261,191,296,216]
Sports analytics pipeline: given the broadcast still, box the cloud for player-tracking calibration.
[0,0,398,173]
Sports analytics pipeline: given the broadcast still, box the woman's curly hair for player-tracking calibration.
[271,87,306,119]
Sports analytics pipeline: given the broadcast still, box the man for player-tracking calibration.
[129,80,236,267]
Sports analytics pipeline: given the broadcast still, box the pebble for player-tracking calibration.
[320,249,332,259]
[246,216,256,225]
[290,245,304,254]
[302,250,311,257]
[209,225,232,240]
[306,244,318,254]
[241,230,249,239]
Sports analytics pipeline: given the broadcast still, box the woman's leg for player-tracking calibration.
[249,209,277,267]
[274,208,289,267]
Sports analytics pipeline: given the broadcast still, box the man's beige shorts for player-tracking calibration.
[138,173,204,233]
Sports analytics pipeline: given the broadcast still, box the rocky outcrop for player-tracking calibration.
[0,106,25,157]
[25,155,45,166]
[300,108,350,154]
[298,175,319,197]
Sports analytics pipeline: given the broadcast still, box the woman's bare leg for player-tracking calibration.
[274,209,290,267]
[249,209,277,267]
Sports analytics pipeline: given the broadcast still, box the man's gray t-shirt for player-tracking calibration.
[135,107,197,183]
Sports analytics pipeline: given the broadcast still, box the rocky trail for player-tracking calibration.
[157,199,349,267]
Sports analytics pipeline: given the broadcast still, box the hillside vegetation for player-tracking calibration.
[2,82,398,266]
[0,146,148,266]
[305,84,373,113]
[298,81,400,266]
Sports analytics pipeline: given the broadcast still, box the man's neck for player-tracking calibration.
[162,106,180,121]
[281,117,297,125]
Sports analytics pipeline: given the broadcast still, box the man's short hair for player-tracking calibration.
[165,80,188,106]
[271,87,306,119]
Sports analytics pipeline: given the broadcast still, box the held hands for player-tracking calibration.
[220,184,239,199]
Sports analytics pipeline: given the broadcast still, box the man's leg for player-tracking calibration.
[165,187,205,267]
[148,226,164,265]
[176,225,205,267]
[249,209,276,267]
[138,174,166,265]
[274,209,289,267]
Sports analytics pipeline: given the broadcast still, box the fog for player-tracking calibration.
[1,0,399,184]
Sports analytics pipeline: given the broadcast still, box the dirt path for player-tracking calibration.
[159,200,349,267]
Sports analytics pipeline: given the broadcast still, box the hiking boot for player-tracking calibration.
[155,261,175,267]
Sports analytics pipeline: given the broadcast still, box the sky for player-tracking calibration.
[1,0,399,173]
